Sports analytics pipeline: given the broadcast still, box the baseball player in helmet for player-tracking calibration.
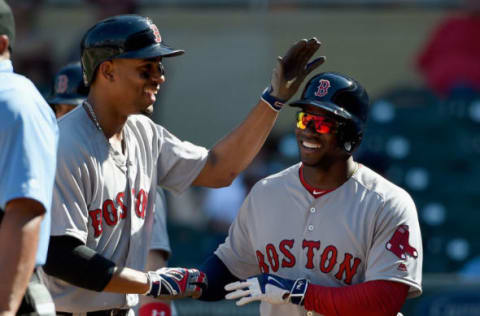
[40,14,325,315]
[48,62,88,118]
[199,72,423,316]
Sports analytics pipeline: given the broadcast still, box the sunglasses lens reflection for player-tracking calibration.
[296,111,335,134]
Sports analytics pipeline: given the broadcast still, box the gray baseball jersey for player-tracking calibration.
[41,106,208,313]
[216,163,422,316]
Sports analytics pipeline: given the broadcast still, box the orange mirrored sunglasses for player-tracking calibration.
[296,111,338,134]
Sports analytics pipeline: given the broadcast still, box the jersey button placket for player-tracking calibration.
[306,203,316,233]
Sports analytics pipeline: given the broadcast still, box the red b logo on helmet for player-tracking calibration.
[148,21,162,43]
[315,79,331,97]
[386,225,418,260]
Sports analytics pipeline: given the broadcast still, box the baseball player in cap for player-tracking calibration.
[48,61,178,315]
[40,14,325,315]
[48,62,88,118]
[198,72,423,316]
[0,0,57,315]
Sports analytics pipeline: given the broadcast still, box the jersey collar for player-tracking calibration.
[298,164,334,198]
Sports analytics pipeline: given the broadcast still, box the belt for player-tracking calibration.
[57,309,129,316]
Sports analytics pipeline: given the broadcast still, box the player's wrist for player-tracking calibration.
[144,271,161,297]
[289,278,309,306]
[261,86,285,112]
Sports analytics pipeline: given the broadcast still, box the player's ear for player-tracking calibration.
[0,35,10,57]
[98,60,115,82]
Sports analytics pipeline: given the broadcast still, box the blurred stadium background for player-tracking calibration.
[10,0,480,315]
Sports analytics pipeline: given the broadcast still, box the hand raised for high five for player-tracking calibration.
[262,38,325,111]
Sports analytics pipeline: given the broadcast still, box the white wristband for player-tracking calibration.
[143,272,152,295]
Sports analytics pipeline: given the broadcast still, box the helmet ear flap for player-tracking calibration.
[344,142,352,152]
[337,120,363,154]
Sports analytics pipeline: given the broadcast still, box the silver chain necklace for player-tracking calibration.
[83,100,129,159]
[83,100,103,133]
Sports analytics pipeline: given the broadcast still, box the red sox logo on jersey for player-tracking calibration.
[55,75,69,94]
[255,239,362,285]
[88,188,149,237]
[386,225,418,260]
[147,20,162,43]
[314,79,331,97]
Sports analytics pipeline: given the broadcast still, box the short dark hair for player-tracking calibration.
[0,0,15,51]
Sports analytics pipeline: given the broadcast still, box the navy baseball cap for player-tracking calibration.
[0,0,14,50]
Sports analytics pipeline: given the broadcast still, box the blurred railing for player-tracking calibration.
[45,0,461,8]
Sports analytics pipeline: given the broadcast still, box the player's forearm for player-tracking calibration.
[0,209,44,314]
[44,235,116,292]
[304,280,409,316]
[198,254,240,301]
[193,100,278,188]
[103,267,150,294]
[44,235,149,294]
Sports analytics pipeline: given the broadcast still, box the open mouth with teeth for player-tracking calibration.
[145,87,159,95]
[144,86,160,103]
[301,140,322,149]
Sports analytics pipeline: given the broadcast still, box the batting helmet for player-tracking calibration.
[290,72,369,153]
[48,62,88,107]
[80,14,184,86]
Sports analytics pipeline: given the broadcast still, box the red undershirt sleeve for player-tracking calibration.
[303,280,409,316]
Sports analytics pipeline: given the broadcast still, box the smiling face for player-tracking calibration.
[295,104,349,168]
[105,57,165,115]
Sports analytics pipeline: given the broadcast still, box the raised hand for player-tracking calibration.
[224,274,309,306]
[145,267,207,300]
[271,38,326,102]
